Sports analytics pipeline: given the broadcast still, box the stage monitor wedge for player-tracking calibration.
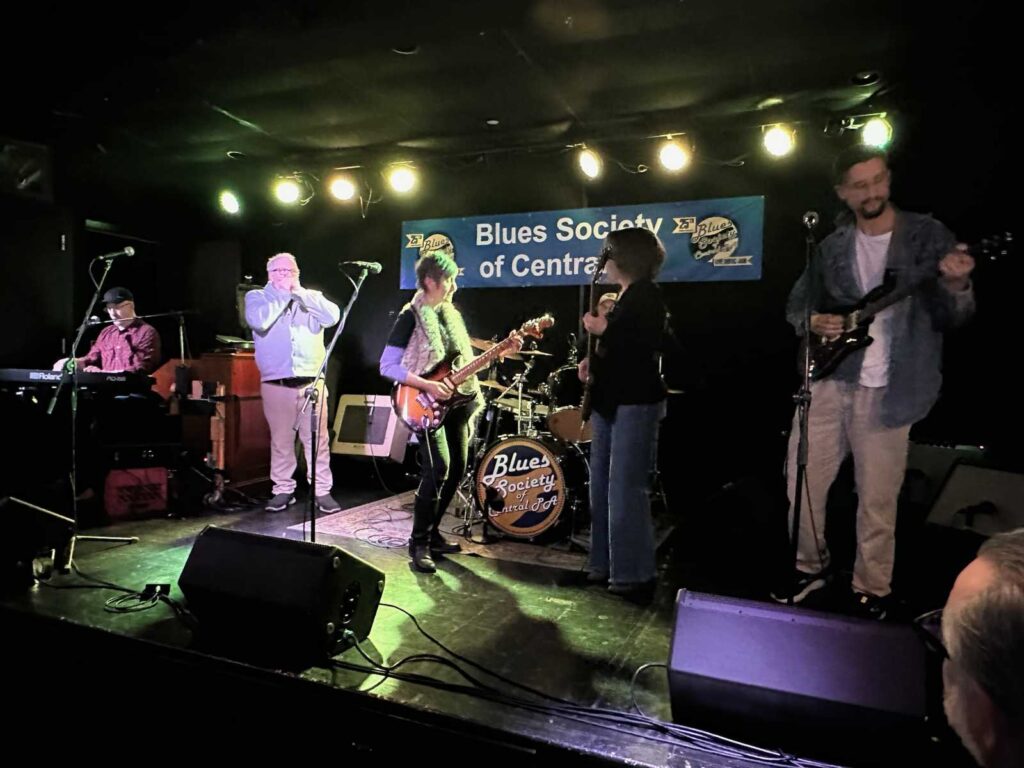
[668,590,928,762]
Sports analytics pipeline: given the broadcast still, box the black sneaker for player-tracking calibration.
[315,494,341,513]
[770,569,829,604]
[850,591,889,621]
[266,493,296,512]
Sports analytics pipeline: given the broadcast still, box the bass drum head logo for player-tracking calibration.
[475,436,565,537]
[690,216,739,262]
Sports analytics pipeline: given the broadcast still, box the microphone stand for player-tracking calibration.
[787,213,820,604]
[295,268,372,543]
[89,310,192,402]
[88,310,195,325]
[48,255,138,572]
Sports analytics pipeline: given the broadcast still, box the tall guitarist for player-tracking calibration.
[578,227,669,603]
[773,146,976,617]
[379,250,522,573]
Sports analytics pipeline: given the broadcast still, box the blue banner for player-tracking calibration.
[400,196,763,288]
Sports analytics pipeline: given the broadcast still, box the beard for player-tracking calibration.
[858,197,889,220]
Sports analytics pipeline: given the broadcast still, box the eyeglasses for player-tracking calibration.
[269,268,298,275]
[912,608,949,660]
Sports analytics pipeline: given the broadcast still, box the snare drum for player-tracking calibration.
[475,434,586,538]
[544,365,592,443]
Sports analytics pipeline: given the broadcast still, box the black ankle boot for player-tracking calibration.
[429,531,462,555]
[408,540,436,573]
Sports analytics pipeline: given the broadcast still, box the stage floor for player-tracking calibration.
[2,470,978,766]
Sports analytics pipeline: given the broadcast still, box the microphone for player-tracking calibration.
[94,246,135,261]
[87,315,105,326]
[802,211,819,230]
[339,260,382,274]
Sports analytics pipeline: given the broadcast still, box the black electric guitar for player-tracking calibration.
[392,314,554,433]
[579,250,612,425]
[805,232,1011,381]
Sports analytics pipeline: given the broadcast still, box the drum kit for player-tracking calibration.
[452,335,593,545]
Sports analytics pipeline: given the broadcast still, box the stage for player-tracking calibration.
[2,464,982,766]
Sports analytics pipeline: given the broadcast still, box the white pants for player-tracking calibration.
[261,381,333,496]
[786,379,911,597]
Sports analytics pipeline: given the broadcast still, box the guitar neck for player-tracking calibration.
[857,277,925,322]
[584,308,599,359]
[448,337,512,387]
[856,235,998,322]
[584,267,604,357]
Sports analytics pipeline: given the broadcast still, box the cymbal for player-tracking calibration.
[666,388,685,395]
[493,397,547,417]
[518,349,553,357]
[480,379,538,401]
[469,337,524,361]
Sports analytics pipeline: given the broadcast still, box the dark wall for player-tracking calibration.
[0,198,75,367]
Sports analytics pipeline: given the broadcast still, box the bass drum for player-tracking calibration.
[474,434,586,538]
[544,365,592,443]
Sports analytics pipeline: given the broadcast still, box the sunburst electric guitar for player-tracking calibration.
[392,314,554,432]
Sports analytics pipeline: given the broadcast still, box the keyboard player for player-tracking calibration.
[52,286,161,374]
[47,286,162,507]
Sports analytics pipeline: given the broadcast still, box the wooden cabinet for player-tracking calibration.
[153,352,270,485]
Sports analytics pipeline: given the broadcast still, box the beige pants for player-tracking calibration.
[786,379,911,597]
[261,381,333,497]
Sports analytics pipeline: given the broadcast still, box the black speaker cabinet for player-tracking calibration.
[179,526,385,666]
[669,590,928,762]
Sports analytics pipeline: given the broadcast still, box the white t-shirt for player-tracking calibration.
[854,229,893,387]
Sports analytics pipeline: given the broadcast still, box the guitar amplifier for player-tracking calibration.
[331,394,409,463]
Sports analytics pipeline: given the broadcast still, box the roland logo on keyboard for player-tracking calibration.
[22,370,130,383]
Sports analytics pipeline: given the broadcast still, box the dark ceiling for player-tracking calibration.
[0,0,1006,211]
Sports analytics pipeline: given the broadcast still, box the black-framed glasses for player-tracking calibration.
[913,608,949,660]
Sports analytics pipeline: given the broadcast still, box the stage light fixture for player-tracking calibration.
[219,190,240,215]
[763,124,796,158]
[388,165,417,193]
[658,138,691,172]
[577,147,602,179]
